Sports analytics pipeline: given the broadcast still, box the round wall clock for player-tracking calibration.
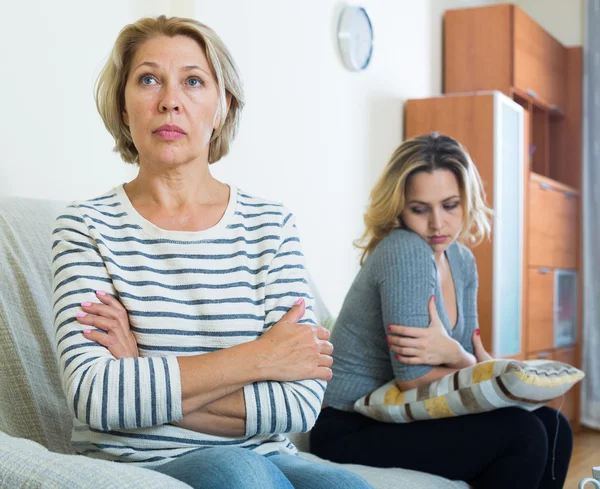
[337,6,374,72]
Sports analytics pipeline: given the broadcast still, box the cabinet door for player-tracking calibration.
[527,268,554,353]
[529,181,555,267]
[526,350,555,361]
[513,8,566,108]
[554,347,577,421]
[554,192,578,269]
[554,270,578,347]
[492,94,524,356]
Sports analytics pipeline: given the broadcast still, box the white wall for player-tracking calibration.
[193,0,500,313]
[1,0,499,314]
[0,0,173,201]
[508,0,584,46]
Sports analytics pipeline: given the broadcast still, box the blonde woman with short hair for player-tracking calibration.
[51,15,371,489]
[310,133,573,489]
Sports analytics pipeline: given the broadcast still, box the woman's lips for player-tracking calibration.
[153,124,186,141]
[429,235,448,244]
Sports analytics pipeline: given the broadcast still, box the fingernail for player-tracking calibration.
[95,290,106,296]
[83,329,91,334]
[75,312,86,318]
[432,295,436,300]
[81,302,92,307]
[387,326,392,331]
[475,329,480,336]
[295,298,304,305]
[395,355,400,360]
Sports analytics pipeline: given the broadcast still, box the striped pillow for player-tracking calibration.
[353,359,584,423]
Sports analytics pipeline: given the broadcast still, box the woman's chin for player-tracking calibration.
[428,241,450,254]
[141,148,199,168]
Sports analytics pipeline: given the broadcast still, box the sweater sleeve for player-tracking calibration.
[371,229,438,382]
[243,211,325,436]
[461,245,478,354]
[51,204,184,431]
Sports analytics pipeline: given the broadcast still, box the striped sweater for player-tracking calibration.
[51,184,324,466]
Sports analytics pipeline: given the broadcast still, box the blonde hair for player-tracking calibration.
[95,15,244,164]
[357,133,493,265]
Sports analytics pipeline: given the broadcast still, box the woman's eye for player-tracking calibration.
[444,203,459,211]
[187,77,203,87]
[140,75,157,85]
[411,207,427,215]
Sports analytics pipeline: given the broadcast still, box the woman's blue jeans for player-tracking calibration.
[151,446,372,489]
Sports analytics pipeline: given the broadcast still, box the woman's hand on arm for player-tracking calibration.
[396,328,495,391]
[177,298,332,410]
[254,298,333,382]
[76,290,139,358]
[387,296,476,369]
[176,299,332,436]
[390,328,494,393]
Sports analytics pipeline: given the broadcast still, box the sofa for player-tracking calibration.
[0,196,470,489]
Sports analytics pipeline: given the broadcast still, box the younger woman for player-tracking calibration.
[310,133,573,489]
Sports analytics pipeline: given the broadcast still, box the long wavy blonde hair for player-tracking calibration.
[356,133,493,265]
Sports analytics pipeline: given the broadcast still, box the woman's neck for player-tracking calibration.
[125,160,227,210]
[434,250,449,271]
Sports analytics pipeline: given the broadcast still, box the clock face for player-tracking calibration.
[337,6,374,72]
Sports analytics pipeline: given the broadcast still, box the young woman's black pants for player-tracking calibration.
[310,406,572,489]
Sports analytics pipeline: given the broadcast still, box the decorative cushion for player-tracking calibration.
[354,359,584,423]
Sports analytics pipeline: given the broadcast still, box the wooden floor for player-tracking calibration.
[565,427,600,488]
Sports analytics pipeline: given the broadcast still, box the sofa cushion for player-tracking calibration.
[297,452,469,489]
[0,197,74,453]
[354,359,584,423]
[0,431,192,489]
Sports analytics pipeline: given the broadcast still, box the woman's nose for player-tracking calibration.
[430,210,442,230]
[159,83,181,113]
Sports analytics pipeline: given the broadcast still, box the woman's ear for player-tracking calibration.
[122,106,130,127]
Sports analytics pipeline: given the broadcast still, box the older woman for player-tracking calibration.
[51,15,371,489]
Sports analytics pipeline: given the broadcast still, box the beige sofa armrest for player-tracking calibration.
[0,431,192,489]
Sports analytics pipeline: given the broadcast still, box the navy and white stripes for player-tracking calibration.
[51,185,324,466]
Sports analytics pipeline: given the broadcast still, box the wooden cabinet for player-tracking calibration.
[445,4,567,109]
[526,265,578,354]
[527,350,555,361]
[554,192,579,269]
[527,268,554,353]
[529,175,579,269]
[528,181,555,267]
[513,7,567,110]
[444,5,512,97]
